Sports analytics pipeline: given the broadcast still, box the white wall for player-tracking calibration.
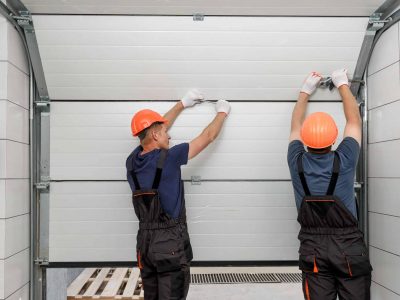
[368,20,400,299]
[0,15,30,300]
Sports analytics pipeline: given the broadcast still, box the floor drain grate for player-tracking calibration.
[275,273,303,283]
[190,273,302,284]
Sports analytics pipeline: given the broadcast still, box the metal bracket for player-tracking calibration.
[34,258,49,266]
[35,96,50,108]
[191,176,202,185]
[193,13,204,21]
[319,77,364,91]
[35,182,50,190]
[14,10,34,31]
[354,182,363,189]
[368,13,391,31]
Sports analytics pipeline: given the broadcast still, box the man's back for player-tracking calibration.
[126,143,189,219]
[287,137,360,218]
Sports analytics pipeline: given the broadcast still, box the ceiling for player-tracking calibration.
[22,0,386,16]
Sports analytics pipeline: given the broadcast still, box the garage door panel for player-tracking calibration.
[38,30,363,47]
[51,181,294,208]
[52,115,294,130]
[51,102,345,180]
[51,153,287,168]
[51,166,292,181]
[34,16,366,100]
[46,74,342,89]
[40,45,359,62]
[51,101,346,115]
[51,102,345,126]
[50,248,137,263]
[51,140,286,154]
[51,222,137,235]
[50,220,299,235]
[185,195,293,207]
[33,16,367,32]
[192,234,299,247]
[50,246,299,263]
[51,207,296,222]
[51,233,298,249]
[43,60,357,76]
[41,14,358,262]
[49,181,300,261]
[194,247,298,261]
[51,127,295,141]
[51,234,137,249]
[50,87,343,101]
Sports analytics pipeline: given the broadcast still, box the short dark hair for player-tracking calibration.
[137,122,163,141]
[307,146,332,154]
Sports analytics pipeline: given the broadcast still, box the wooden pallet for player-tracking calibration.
[67,268,144,300]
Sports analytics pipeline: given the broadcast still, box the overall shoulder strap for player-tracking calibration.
[128,155,141,190]
[297,153,311,196]
[326,152,340,195]
[152,149,168,189]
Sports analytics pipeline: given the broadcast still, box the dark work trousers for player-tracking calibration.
[297,152,372,300]
[130,150,193,300]
[140,255,191,300]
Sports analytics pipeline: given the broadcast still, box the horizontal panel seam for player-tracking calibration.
[368,60,400,77]
[370,245,400,258]
[368,137,400,145]
[49,179,293,182]
[368,211,400,218]
[4,282,30,300]
[0,139,30,145]
[1,247,29,260]
[371,281,400,297]
[368,98,400,112]
[50,99,343,103]
[7,61,29,76]
[368,177,400,178]
[0,99,29,111]
[0,213,30,221]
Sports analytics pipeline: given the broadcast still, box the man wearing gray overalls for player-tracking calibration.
[126,89,231,300]
[288,70,372,299]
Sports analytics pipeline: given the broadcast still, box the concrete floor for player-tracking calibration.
[187,266,303,300]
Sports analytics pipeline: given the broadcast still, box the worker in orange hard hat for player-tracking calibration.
[287,70,372,299]
[126,89,231,300]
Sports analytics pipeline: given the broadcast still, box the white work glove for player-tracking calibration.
[181,89,204,108]
[215,100,231,115]
[331,68,349,88]
[300,72,322,95]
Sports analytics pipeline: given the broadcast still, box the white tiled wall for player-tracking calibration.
[368,20,400,299]
[0,15,30,300]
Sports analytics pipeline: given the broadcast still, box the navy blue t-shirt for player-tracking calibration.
[126,143,189,219]
[287,137,360,219]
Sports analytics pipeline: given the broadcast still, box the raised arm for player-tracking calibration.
[188,100,230,160]
[331,69,362,145]
[289,72,322,142]
[163,89,204,129]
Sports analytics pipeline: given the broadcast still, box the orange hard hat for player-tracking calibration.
[300,112,338,149]
[131,109,168,136]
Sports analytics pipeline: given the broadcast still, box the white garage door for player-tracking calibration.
[33,15,365,263]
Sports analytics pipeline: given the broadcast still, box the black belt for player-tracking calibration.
[300,226,359,235]
[139,218,187,230]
